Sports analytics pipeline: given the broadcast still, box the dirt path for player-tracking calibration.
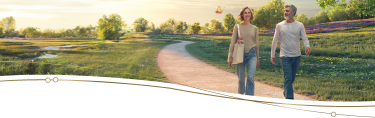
[157,40,317,101]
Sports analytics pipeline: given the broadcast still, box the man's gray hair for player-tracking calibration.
[284,4,297,16]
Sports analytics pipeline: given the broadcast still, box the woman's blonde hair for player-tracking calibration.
[237,6,254,21]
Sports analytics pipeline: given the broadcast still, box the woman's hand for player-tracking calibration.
[228,60,233,68]
[256,59,259,68]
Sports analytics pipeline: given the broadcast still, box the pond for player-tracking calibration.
[35,44,88,60]
[35,54,58,59]
[44,46,59,50]
[44,44,88,50]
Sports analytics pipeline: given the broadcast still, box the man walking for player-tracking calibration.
[271,4,311,100]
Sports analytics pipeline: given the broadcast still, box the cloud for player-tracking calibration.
[0,5,66,10]
[0,8,12,12]
[0,11,57,19]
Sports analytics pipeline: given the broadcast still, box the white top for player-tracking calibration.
[271,20,310,58]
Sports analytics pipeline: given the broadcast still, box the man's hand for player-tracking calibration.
[271,57,276,65]
[228,60,233,68]
[305,48,311,56]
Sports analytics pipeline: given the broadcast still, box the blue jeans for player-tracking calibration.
[237,47,257,95]
[280,56,301,100]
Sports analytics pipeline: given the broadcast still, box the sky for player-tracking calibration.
[0,0,329,31]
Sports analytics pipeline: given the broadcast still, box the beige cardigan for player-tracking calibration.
[227,24,259,62]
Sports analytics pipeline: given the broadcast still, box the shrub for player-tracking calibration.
[144,30,153,33]
[154,28,162,33]
[160,27,174,34]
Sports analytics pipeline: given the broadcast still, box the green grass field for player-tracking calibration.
[0,38,177,82]
[1,26,374,101]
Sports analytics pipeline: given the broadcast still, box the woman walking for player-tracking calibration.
[227,6,259,95]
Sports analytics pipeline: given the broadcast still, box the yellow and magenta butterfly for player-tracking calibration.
[216,6,224,14]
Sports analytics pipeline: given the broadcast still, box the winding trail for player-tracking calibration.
[157,40,317,101]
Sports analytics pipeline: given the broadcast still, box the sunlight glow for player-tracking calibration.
[0,11,57,19]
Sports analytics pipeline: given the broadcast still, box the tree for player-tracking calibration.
[54,29,64,37]
[328,9,349,21]
[56,29,64,37]
[345,2,360,20]
[19,28,24,36]
[316,0,375,18]
[252,7,268,30]
[0,16,16,31]
[223,13,236,33]
[150,22,155,31]
[262,7,274,29]
[0,16,17,37]
[42,29,57,38]
[175,20,187,34]
[5,30,18,37]
[77,27,87,38]
[72,26,80,36]
[252,0,285,30]
[159,22,169,31]
[154,27,162,33]
[166,18,176,30]
[159,18,177,31]
[191,22,201,34]
[208,19,224,33]
[133,17,148,32]
[267,0,286,29]
[65,29,76,37]
[96,14,126,40]
[86,24,96,38]
[315,10,331,24]
[0,27,4,37]
[184,24,193,34]
[161,27,174,34]
[22,27,41,38]
[201,23,212,34]
[295,14,309,26]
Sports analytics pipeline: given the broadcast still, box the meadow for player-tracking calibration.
[148,26,375,101]
[1,19,374,101]
[0,38,177,82]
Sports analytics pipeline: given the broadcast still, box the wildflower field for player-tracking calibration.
[262,18,375,35]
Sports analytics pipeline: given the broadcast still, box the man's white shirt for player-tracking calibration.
[271,20,310,58]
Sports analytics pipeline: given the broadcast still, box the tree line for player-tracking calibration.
[0,16,97,38]
[134,0,373,34]
[0,0,373,40]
